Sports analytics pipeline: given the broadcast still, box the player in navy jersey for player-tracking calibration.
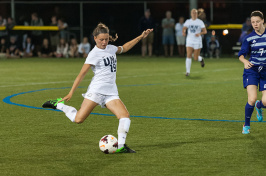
[239,11,266,134]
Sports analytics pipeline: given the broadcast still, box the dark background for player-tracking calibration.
[0,0,266,56]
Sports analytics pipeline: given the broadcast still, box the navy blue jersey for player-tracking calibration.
[238,30,266,66]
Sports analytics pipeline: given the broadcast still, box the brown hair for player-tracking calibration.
[92,23,118,42]
[251,10,264,20]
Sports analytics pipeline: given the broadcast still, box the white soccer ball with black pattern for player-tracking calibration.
[99,135,118,154]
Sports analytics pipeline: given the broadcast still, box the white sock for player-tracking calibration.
[56,103,77,122]
[117,118,131,149]
[186,58,192,73]
[198,56,203,62]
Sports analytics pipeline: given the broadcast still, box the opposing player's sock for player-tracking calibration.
[117,118,131,149]
[56,103,77,122]
[186,58,192,75]
[244,102,254,126]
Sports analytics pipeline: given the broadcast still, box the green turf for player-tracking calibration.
[1,56,266,175]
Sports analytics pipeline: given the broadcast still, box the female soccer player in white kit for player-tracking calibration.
[42,23,153,153]
[182,9,207,76]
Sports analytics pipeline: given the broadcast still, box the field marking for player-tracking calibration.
[2,87,265,123]
[0,68,238,88]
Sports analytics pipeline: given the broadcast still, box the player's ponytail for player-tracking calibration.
[92,23,118,42]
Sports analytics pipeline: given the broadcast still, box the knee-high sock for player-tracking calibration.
[256,101,266,109]
[117,118,131,149]
[57,103,77,122]
[198,56,203,62]
[245,102,254,126]
[186,58,192,73]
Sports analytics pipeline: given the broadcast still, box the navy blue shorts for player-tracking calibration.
[243,66,266,91]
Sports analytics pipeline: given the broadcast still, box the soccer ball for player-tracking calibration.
[99,135,118,154]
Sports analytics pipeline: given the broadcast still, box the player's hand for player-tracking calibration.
[59,93,73,102]
[195,33,201,37]
[141,29,153,39]
[244,60,254,69]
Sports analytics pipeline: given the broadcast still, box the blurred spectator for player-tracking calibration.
[207,35,220,59]
[6,17,16,41]
[38,38,53,58]
[239,17,252,43]
[0,38,7,58]
[162,11,175,57]
[0,15,7,40]
[55,38,68,58]
[58,18,68,40]
[68,38,79,58]
[78,37,91,58]
[139,9,155,57]
[175,16,186,57]
[22,36,34,57]
[30,13,43,51]
[17,15,29,51]
[49,16,60,51]
[6,36,20,58]
[198,8,211,57]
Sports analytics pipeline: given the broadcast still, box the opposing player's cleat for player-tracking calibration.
[242,125,250,134]
[115,144,136,153]
[42,98,64,109]
[255,100,263,122]
[200,57,205,67]
[185,72,190,76]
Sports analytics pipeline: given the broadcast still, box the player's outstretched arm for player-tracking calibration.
[60,64,91,102]
[116,29,153,54]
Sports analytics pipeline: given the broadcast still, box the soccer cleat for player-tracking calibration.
[255,100,263,122]
[42,98,64,109]
[185,72,190,76]
[200,57,205,67]
[115,144,136,153]
[242,125,250,134]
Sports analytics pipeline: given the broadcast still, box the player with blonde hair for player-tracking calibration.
[183,8,207,76]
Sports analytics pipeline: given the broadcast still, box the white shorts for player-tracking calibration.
[176,36,186,45]
[186,42,202,49]
[82,92,120,108]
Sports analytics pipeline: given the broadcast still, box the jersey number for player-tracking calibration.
[110,64,116,72]
[259,48,264,56]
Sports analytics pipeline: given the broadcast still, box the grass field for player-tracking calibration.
[1,56,266,176]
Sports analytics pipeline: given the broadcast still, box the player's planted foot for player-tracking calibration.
[242,125,250,134]
[255,100,263,122]
[115,144,136,153]
[42,98,64,109]
[200,58,205,67]
[185,72,190,76]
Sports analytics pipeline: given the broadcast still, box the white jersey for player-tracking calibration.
[184,18,205,43]
[84,45,118,95]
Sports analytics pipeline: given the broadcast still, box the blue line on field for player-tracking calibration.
[2,86,264,123]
